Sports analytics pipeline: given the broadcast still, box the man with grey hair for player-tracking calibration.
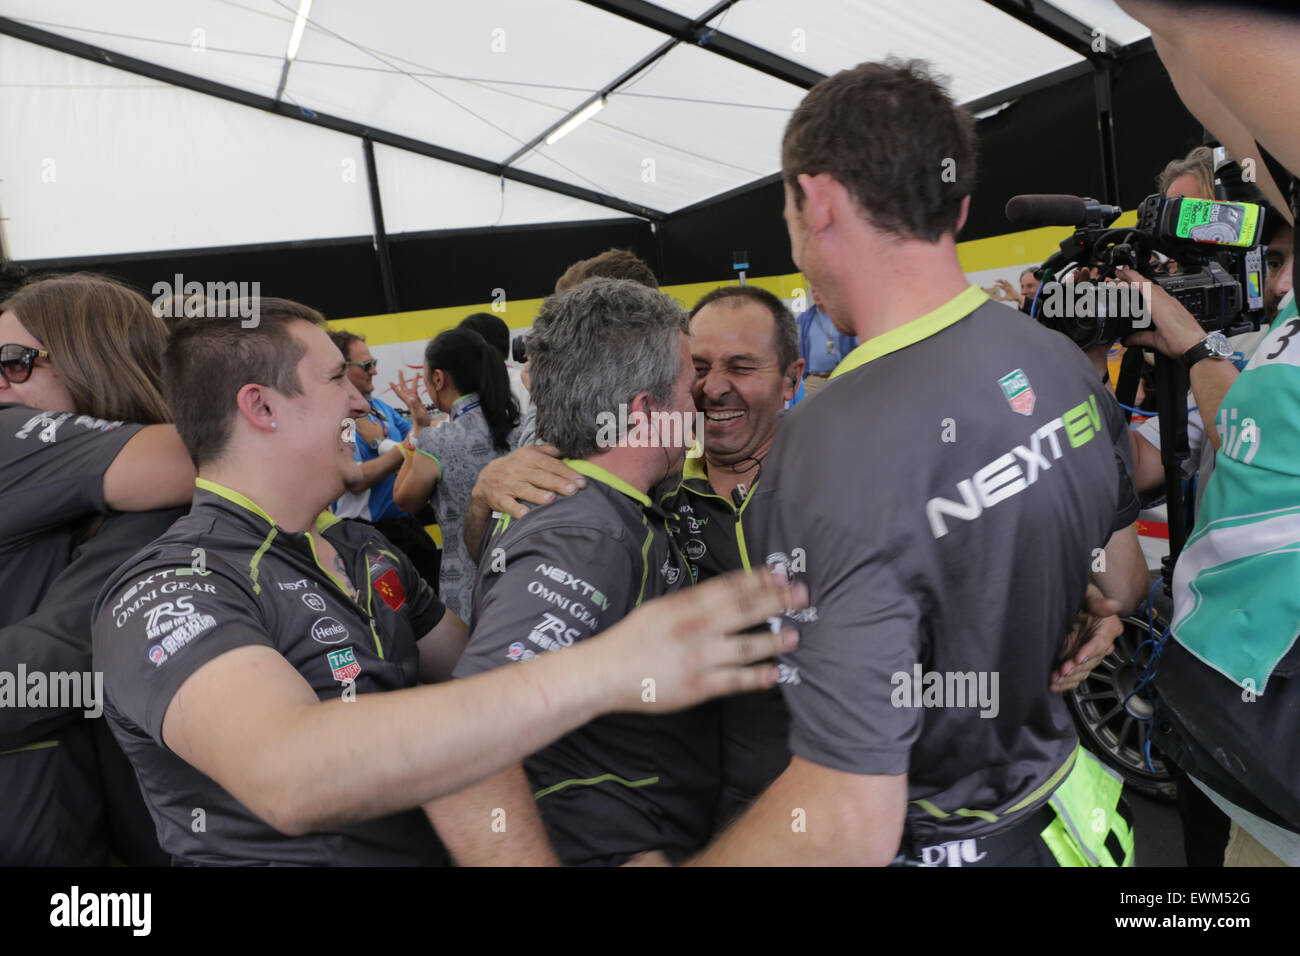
[461,283,809,831]
[425,277,718,865]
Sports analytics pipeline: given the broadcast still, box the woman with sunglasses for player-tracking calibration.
[0,272,195,864]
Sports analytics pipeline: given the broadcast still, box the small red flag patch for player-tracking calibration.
[374,567,407,611]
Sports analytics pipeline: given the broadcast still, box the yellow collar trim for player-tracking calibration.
[830,286,989,380]
[195,477,337,532]
[564,459,651,507]
[682,454,708,482]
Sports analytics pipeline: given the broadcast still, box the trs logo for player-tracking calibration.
[527,612,580,652]
[143,597,195,631]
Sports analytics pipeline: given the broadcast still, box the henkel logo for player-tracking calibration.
[310,616,349,645]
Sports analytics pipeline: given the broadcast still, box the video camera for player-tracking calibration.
[1006,192,1268,349]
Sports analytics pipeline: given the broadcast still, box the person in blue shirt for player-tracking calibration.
[329,330,442,593]
[795,285,856,400]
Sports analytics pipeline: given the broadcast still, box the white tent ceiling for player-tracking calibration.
[0,0,1149,262]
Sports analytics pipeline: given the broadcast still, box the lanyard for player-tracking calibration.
[451,398,480,422]
[815,310,837,355]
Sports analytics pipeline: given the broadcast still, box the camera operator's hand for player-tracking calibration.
[1113,266,1204,358]
[1115,270,1241,451]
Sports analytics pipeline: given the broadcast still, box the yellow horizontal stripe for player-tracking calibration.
[956,210,1138,274]
[533,772,659,801]
[0,739,59,757]
[330,299,550,342]
[328,216,1140,347]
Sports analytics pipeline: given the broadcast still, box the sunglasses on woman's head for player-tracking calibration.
[0,344,51,384]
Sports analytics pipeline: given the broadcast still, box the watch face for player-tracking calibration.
[1207,332,1233,356]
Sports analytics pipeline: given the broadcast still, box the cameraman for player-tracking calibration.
[1127,184,1292,504]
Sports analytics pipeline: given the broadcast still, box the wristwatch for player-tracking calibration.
[1180,331,1233,370]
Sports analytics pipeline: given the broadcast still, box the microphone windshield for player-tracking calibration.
[1005,194,1089,227]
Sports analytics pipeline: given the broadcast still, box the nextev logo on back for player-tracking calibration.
[50,886,151,936]
[925,394,1104,538]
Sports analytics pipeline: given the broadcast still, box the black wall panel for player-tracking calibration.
[387,218,656,311]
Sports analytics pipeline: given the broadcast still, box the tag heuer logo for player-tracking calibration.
[328,647,361,683]
[998,368,1035,416]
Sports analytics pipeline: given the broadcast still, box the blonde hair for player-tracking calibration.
[1157,146,1215,200]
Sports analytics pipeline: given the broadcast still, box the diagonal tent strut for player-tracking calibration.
[501,39,675,170]
[502,1,741,170]
[574,0,825,89]
[0,16,666,221]
[981,0,1123,61]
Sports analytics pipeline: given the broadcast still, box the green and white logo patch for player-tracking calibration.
[998,368,1036,416]
[327,647,361,683]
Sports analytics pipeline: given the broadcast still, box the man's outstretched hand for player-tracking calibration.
[598,568,807,713]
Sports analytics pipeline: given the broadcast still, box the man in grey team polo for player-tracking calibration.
[691,59,1147,867]
[426,278,724,866]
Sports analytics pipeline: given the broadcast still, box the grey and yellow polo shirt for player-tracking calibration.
[748,286,1140,846]
[659,453,757,583]
[659,456,791,823]
[91,479,451,865]
[0,403,145,864]
[455,460,719,865]
[0,403,142,627]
